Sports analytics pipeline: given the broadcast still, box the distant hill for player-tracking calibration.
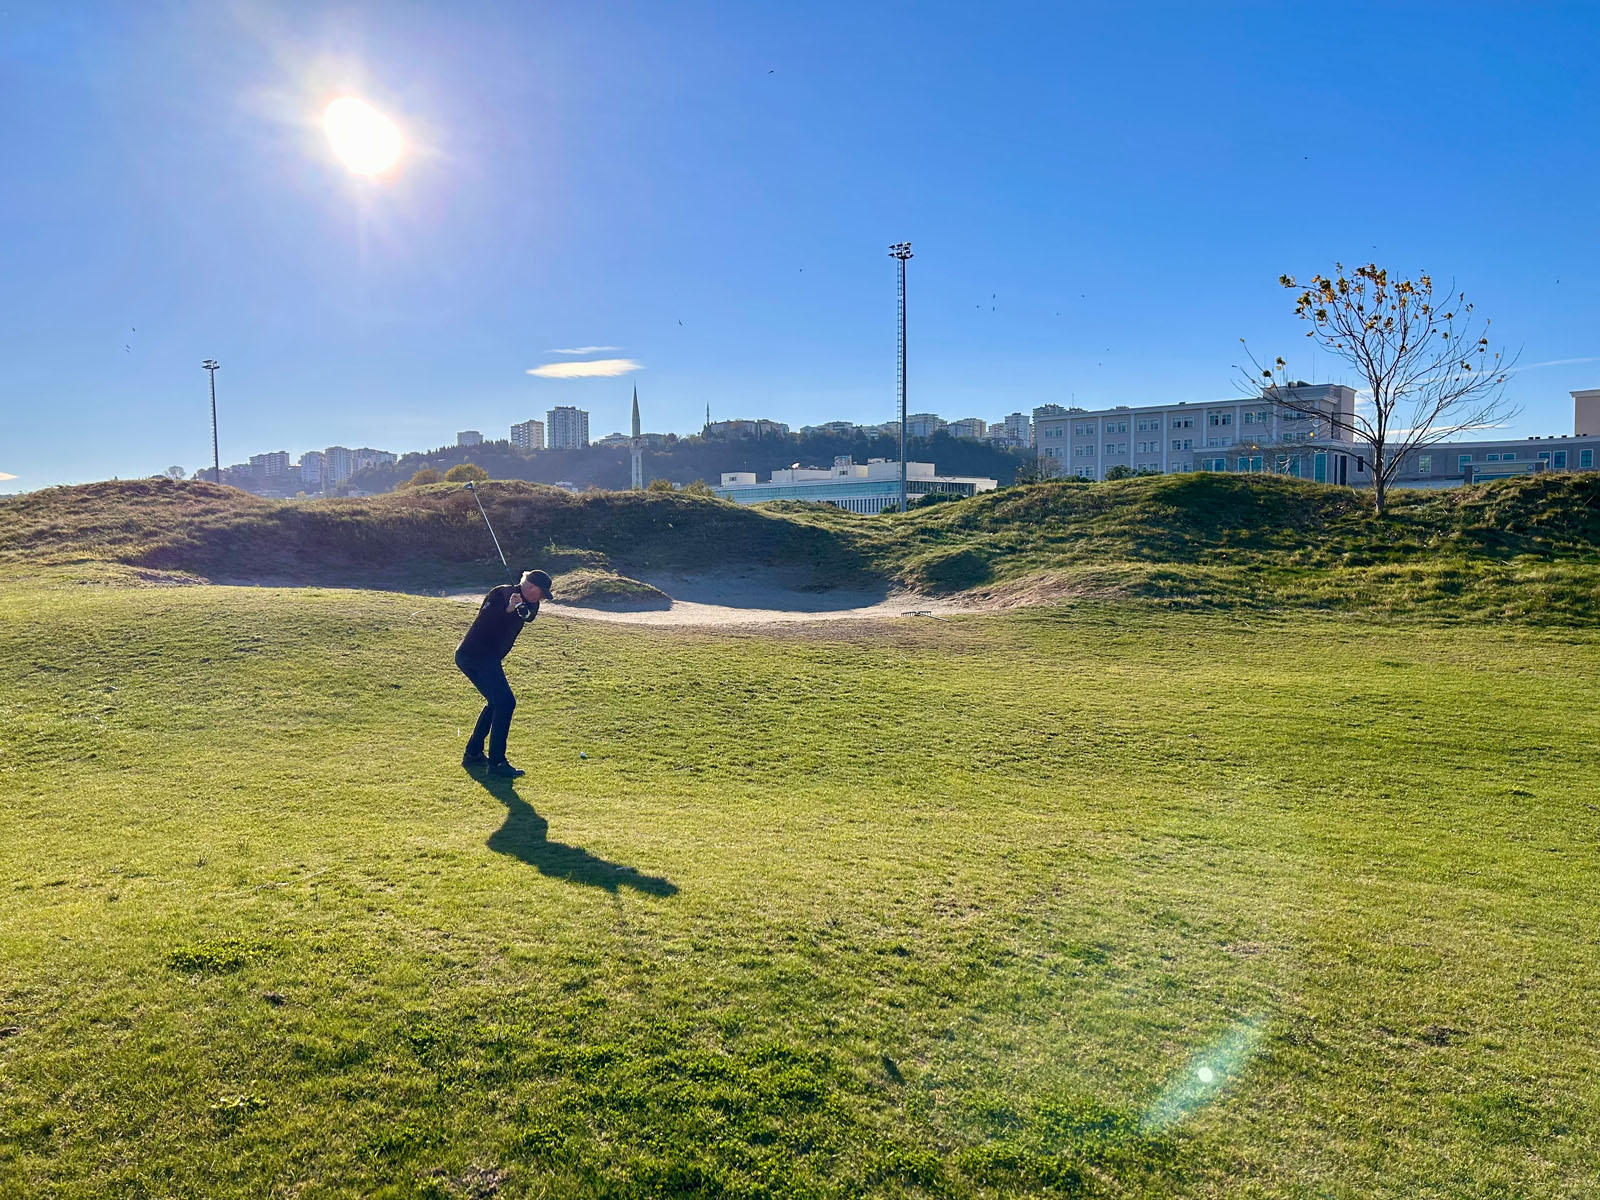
[343,429,1034,493]
[3,473,1596,621]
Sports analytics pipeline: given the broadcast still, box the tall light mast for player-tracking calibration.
[888,242,913,514]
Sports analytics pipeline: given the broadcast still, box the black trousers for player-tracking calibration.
[456,650,516,762]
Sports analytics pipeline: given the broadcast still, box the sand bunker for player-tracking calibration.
[457,569,975,627]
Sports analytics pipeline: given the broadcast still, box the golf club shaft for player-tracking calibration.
[469,486,514,579]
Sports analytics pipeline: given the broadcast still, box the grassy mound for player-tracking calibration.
[553,568,672,610]
[0,477,871,587]
[3,472,1597,620]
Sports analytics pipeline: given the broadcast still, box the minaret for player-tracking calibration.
[630,386,644,490]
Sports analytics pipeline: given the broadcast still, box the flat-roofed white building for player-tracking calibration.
[714,456,997,514]
[1034,384,1362,483]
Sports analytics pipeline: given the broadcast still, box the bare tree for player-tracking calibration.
[1239,263,1519,515]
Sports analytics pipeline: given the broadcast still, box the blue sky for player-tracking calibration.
[3,1,1597,489]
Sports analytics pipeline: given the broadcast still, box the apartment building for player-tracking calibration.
[510,418,545,451]
[547,406,591,449]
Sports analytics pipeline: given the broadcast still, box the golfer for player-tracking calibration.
[456,569,553,778]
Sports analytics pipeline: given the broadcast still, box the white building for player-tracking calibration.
[800,420,861,437]
[511,419,545,451]
[1034,385,1360,483]
[905,412,945,439]
[714,456,997,514]
[325,446,356,485]
[547,406,590,449]
[948,418,987,440]
[1002,412,1032,447]
[299,450,324,489]
[457,430,483,447]
[352,447,395,473]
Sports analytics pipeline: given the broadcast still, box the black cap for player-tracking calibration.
[523,569,554,600]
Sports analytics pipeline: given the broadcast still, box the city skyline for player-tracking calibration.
[4,2,1598,490]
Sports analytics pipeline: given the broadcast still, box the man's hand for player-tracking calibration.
[505,588,524,614]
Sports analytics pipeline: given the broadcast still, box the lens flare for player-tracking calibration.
[322,97,403,176]
[1142,1017,1265,1130]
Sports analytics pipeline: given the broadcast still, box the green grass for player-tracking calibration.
[3,571,1598,1197]
[4,472,1597,620]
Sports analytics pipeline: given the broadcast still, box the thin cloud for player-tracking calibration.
[0,472,16,481]
[547,345,622,355]
[527,358,641,379]
[1513,356,1600,372]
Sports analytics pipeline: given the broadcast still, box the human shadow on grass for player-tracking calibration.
[472,774,678,897]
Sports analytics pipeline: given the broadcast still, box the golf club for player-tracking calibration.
[464,481,514,581]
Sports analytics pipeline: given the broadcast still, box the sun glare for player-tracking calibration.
[323,97,403,177]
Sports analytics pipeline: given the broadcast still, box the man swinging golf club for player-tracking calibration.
[456,567,553,777]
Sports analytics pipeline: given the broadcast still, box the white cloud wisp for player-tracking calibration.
[547,345,622,355]
[527,358,641,379]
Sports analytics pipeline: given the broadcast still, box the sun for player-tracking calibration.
[322,97,403,177]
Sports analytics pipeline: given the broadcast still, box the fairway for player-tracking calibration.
[3,574,1597,1198]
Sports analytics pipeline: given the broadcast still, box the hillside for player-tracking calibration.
[337,428,1035,494]
[2,472,1597,620]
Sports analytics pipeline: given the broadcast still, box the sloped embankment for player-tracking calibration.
[2,472,1596,621]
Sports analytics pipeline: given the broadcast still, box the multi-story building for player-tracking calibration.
[703,418,789,439]
[800,420,861,438]
[299,450,324,490]
[249,451,290,478]
[714,457,997,514]
[325,446,356,486]
[511,418,545,451]
[1002,412,1032,447]
[1034,384,1360,482]
[948,418,987,440]
[1383,391,1600,485]
[547,406,591,449]
[905,413,945,439]
[352,447,396,474]
[457,430,483,447]
[1033,385,1600,488]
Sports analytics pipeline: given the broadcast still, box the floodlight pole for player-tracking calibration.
[201,359,221,483]
[889,242,913,514]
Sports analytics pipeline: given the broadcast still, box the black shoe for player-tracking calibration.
[487,760,525,778]
[462,750,489,770]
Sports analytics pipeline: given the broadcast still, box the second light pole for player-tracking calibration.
[889,242,913,515]
[201,359,221,483]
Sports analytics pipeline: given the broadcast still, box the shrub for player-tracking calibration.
[443,463,488,483]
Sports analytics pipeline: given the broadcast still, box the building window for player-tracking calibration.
[1074,423,1093,437]
[1554,451,1567,469]
[1418,455,1431,472]
[1486,453,1500,462]
[1208,412,1233,427]
[1314,452,1327,483]
[1172,439,1192,452]
[1538,451,1551,462]
[1458,454,1471,467]
[1238,455,1263,473]
[1582,449,1594,468]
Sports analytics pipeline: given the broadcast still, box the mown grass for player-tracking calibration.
[2,570,1598,1197]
